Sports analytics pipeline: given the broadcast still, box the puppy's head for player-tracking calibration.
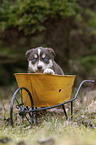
[25,47,55,73]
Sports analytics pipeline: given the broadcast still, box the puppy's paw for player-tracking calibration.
[43,68,55,75]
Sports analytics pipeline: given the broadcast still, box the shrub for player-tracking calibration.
[0,0,81,35]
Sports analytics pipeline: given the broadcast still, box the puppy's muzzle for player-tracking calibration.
[37,65,42,70]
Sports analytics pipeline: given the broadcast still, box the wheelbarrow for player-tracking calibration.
[10,73,95,126]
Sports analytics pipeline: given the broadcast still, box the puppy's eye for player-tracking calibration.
[32,58,37,64]
[43,58,49,63]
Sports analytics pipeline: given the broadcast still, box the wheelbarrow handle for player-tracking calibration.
[72,80,95,101]
[93,80,96,87]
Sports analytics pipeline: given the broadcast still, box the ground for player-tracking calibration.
[0,84,96,145]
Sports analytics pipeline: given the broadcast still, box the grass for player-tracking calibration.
[0,84,96,145]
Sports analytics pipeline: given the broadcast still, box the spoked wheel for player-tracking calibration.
[10,87,34,127]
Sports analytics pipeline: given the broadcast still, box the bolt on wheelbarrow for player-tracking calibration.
[10,73,95,126]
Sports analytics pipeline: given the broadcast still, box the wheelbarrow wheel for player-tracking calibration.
[10,87,34,127]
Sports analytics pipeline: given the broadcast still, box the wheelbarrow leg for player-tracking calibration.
[30,112,34,124]
[62,104,68,120]
[35,107,38,124]
[30,106,35,124]
[71,101,73,120]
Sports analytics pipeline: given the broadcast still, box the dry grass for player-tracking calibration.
[0,84,96,145]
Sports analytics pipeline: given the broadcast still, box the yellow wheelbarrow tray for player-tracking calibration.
[10,73,95,126]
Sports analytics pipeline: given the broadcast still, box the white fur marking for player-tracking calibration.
[38,48,41,56]
[34,54,37,58]
[42,54,46,58]
[29,61,37,72]
[45,59,53,68]
[43,68,55,74]
[38,60,44,67]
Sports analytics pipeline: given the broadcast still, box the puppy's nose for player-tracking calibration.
[37,66,42,70]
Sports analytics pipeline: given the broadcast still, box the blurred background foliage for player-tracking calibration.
[0,0,96,85]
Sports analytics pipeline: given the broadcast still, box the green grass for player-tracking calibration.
[1,119,96,145]
[0,85,96,145]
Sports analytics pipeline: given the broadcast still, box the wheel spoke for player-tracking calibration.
[17,116,22,127]
[24,92,29,106]
[13,112,19,116]
[20,89,23,104]
[22,92,29,111]
[26,106,32,117]
[25,116,31,124]
[15,98,21,107]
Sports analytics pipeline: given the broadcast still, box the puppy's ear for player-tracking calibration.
[25,49,34,60]
[46,48,56,57]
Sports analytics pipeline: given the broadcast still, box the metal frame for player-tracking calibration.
[10,80,95,126]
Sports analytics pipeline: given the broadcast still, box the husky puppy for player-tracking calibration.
[25,47,64,75]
